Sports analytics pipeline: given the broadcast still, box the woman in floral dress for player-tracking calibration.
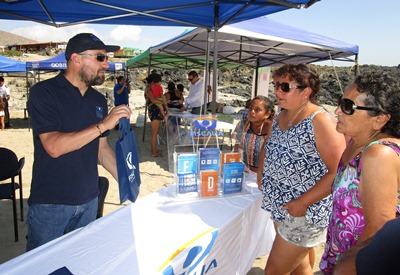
[320,71,400,274]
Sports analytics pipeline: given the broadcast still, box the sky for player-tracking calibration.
[1,0,399,66]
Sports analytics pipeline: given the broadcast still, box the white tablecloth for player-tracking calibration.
[0,181,275,275]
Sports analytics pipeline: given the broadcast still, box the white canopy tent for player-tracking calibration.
[127,17,358,69]
[127,16,359,112]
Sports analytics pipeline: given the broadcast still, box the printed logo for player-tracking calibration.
[126,151,136,182]
[95,106,103,119]
[159,228,219,275]
[51,62,67,68]
[191,118,224,138]
[90,34,100,41]
[126,152,133,169]
[193,118,217,131]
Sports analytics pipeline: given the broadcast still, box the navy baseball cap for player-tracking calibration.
[65,33,120,60]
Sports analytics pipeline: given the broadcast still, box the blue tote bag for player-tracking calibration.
[115,118,141,203]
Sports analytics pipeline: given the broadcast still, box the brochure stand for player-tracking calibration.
[167,111,248,199]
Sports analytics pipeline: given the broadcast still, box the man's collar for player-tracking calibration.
[193,78,201,85]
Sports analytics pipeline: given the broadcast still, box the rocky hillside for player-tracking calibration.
[1,30,399,109]
[127,64,400,107]
[0,30,37,46]
[2,54,399,112]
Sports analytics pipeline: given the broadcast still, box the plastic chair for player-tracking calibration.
[0,147,25,242]
[96,176,109,219]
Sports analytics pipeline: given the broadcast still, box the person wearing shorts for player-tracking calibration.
[259,64,346,274]
[145,73,165,157]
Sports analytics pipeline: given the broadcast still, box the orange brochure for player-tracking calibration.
[200,170,218,197]
[220,152,241,173]
[223,152,241,163]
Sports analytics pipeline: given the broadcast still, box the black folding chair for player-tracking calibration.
[0,147,25,242]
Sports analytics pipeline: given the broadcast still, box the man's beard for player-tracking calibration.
[78,68,105,86]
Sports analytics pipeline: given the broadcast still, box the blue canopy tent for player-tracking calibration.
[0,55,29,119]
[26,53,125,71]
[25,52,125,98]
[0,1,319,29]
[0,55,26,72]
[23,53,125,123]
[0,0,321,113]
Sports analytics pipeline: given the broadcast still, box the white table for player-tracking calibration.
[0,180,275,275]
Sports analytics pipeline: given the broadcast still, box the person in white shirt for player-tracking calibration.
[184,71,204,114]
[0,76,11,128]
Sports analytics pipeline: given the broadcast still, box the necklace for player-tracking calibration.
[259,121,264,135]
[251,121,265,135]
[287,104,308,127]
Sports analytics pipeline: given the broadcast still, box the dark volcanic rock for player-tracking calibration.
[128,65,399,108]
[5,55,399,111]
[316,65,399,106]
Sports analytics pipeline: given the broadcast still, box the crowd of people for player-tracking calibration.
[256,65,399,275]
[234,64,399,274]
[138,64,400,274]
[9,31,399,273]
[143,69,210,157]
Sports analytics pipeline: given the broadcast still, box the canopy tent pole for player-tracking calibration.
[210,3,219,115]
[202,29,211,115]
[254,58,260,97]
[211,30,218,115]
[354,54,360,77]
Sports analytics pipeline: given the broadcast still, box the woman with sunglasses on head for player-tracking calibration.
[259,64,346,274]
[319,72,400,274]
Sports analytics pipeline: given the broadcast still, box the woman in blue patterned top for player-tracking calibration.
[258,64,346,274]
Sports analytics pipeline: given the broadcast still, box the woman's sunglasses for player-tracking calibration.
[272,82,306,93]
[78,53,108,62]
[338,98,381,115]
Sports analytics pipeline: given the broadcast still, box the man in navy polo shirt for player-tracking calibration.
[27,33,132,251]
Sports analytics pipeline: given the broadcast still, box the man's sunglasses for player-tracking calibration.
[338,98,381,115]
[272,82,306,93]
[78,53,108,62]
